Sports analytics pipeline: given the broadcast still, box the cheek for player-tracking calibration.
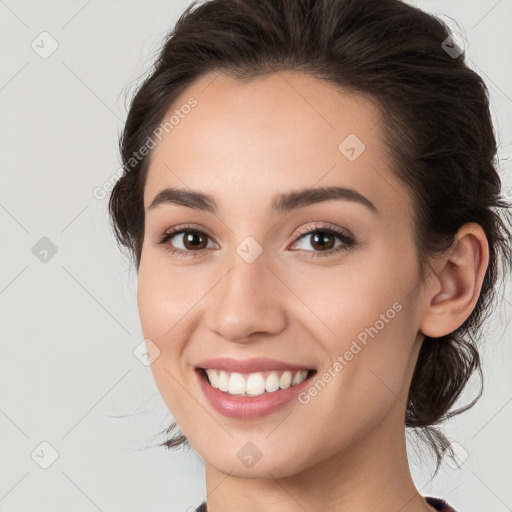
[293,246,417,406]
[136,258,202,340]
[136,265,194,403]
[286,246,410,345]
[136,269,194,420]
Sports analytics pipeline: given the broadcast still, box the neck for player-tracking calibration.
[203,409,436,512]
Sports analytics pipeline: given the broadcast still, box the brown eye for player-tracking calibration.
[157,225,217,258]
[290,224,356,258]
[308,231,336,251]
[181,230,209,250]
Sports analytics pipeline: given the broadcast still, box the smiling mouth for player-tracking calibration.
[196,367,317,397]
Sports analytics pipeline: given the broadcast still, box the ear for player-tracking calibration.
[419,222,490,338]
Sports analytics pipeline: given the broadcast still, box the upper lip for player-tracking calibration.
[195,357,314,373]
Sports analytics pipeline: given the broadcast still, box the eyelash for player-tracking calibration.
[156,223,356,259]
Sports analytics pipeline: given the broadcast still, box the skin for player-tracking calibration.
[136,70,489,512]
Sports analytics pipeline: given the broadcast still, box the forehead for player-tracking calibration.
[143,71,411,223]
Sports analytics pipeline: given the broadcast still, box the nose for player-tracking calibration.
[206,248,287,344]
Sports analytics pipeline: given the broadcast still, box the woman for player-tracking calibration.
[108,0,512,510]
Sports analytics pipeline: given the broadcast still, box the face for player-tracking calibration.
[137,71,428,479]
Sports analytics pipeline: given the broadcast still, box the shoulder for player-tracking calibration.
[425,496,458,512]
[193,501,207,512]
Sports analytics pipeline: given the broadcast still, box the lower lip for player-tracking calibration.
[196,369,315,419]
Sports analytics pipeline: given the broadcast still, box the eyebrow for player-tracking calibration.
[147,185,378,215]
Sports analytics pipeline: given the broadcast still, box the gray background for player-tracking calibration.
[1,1,511,511]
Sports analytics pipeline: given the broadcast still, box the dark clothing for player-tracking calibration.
[194,495,457,511]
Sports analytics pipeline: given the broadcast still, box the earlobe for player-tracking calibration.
[420,223,490,338]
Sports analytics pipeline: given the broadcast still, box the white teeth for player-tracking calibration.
[292,371,306,386]
[228,373,246,395]
[246,372,266,396]
[207,368,219,388]
[218,370,229,392]
[265,372,280,392]
[279,371,293,389]
[204,369,310,396]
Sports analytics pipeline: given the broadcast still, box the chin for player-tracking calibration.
[197,439,309,479]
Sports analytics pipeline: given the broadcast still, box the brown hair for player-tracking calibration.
[108,0,512,475]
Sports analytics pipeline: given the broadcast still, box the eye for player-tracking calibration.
[289,223,356,258]
[156,222,356,259]
[156,224,217,259]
